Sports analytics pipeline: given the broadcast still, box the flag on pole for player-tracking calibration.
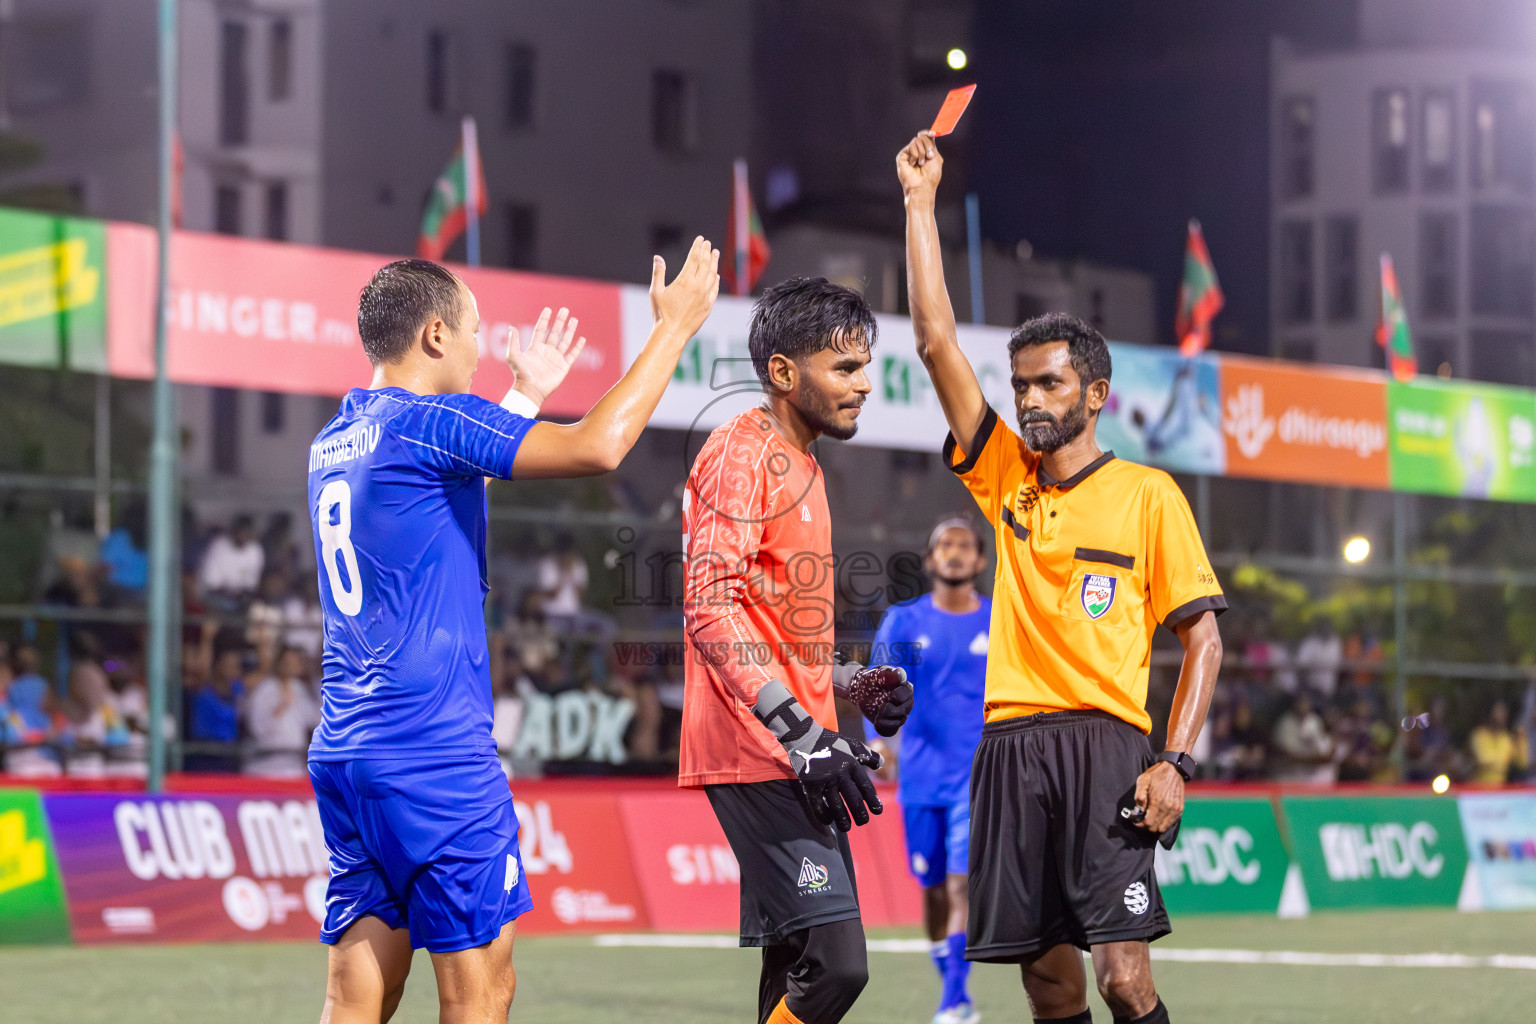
[723,159,770,296]
[1377,253,1416,381]
[1175,219,1223,357]
[417,117,488,262]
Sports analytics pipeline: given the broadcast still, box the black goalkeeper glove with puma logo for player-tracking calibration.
[751,679,883,832]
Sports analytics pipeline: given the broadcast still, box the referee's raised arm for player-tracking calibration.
[898,132,991,458]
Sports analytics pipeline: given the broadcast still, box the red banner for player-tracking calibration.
[105,225,621,418]
[512,791,650,935]
[619,791,741,932]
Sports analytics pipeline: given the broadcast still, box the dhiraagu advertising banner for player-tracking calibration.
[1387,378,1536,502]
[0,788,72,944]
[1097,344,1225,476]
[0,206,107,373]
[1281,795,1468,909]
[1154,796,1290,914]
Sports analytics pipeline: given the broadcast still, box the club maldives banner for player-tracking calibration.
[1281,794,1469,910]
[1387,378,1536,503]
[1153,796,1291,915]
[0,788,71,944]
[103,223,622,419]
[0,206,108,373]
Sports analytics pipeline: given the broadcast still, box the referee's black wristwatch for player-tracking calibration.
[1156,750,1197,781]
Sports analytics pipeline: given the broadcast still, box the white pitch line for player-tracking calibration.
[591,935,1536,970]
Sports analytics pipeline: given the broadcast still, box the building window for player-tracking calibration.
[211,387,241,475]
[1420,338,1455,378]
[1016,294,1047,323]
[263,182,288,241]
[506,203,538,270]
[1372,88,1410,194]
[1279,96,1315,199]
[652,69,698,154]
[1421,212,1457,320]
[1279,220,1315,324]
[1279,338,1316,363]
[504,43,536,130]
[1421,88,1455,193]
[214,184,242,235]
[1471,79,1535,194]
[268,18,292,102]
[220,20,250,146]
[649,223,685,266]
[1471,204,1535,317]
[1324,216,1358,323]
[1471,330,1535,387]
[7,17,91,111]
[261,391,285,434]
[426,29,449,113]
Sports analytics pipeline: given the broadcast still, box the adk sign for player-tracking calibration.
[1282,795,1469,909]
[1154,797,1289,914]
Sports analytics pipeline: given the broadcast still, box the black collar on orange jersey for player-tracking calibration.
[1037,450,1116,490]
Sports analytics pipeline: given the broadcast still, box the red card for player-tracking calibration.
[930,85,976,136]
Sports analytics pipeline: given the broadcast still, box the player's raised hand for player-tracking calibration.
[833,657,915,737]
[506,306,588,407]
[896,131,943,196]
[650,235,721,339]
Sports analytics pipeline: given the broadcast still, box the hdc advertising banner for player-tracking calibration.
[0,207,108,373]
[1219,357,1390,489]
[0,788,72,944]
[1153,796,1290,915]
[1387,378,1536,502]
[1281,795,1468,909]
[105,225,622,418]
[1456,792,1536,911]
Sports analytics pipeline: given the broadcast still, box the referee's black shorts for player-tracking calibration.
[967,709,1171,962]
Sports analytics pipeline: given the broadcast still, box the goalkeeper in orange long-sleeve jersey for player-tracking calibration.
[681,278,915,1024]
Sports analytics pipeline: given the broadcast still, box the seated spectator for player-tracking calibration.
[99,502,149,602]
[54,632,132,777]
[281,583,324,660]
[3,643,59,776]
[1405,696,1456,782]
[538,536,616,638]
[185,646,246,772]
[1270,692,1336,784]
[1296,620,1343,701]
[1333,697,1387,783]
[1212,700,1267,781]
[199,516,265,611]
[246,570,290,674]
[504,590,559,676]
[1469,700,1528,786]
[244,647,319,777]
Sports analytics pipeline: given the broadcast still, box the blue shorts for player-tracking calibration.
[310,756,533,953]
[903,797,970,888]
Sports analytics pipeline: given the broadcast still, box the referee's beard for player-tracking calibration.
[1018,388,1089,453]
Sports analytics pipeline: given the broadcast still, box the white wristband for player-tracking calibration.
[500,387,541,419]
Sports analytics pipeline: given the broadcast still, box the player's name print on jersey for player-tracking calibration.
[309,424,382,471]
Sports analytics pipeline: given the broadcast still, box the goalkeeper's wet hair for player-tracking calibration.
[357,258,466,365]
[748,276,878,388]
[1008,312,1112,388]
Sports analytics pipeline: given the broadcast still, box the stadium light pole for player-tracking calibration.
[146,0,180,793]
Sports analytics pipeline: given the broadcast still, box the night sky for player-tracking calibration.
[970,0,1359,354]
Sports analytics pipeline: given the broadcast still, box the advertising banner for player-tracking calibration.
[618,790,740,932]
[1097,344,1225,475]
[1220,357,1390,489]
[1456,792,1536,911]
[1281,795,1468,909]
[0,788,72,944]
[510,790,649,934]
[1387,378,1536,502]
[0,206,107,372]
[105,225,621,418]
[1153,796,1290,914]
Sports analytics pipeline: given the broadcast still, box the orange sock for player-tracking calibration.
[766,996,808,1024]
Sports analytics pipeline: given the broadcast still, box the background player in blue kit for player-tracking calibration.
[306,239,719,1024]
[873,517,990,1024]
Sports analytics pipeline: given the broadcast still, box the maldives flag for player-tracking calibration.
[417,117,488,261]
[722,159,770,296]
[1377,253,1416,381]
[1175,219,1224,357]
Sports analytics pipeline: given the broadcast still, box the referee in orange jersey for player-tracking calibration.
[896,135,1225,1024]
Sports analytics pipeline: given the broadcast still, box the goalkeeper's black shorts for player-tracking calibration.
[967,709,1171,962]
[706,779,862,946]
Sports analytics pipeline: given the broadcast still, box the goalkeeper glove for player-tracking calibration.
[752,679,883,831]
[832,653,914,737]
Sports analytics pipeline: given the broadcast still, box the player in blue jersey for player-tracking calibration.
[307,238,719,1024]
[873,517,990,1024]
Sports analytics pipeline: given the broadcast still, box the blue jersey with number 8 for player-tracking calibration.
[306,387,534,762]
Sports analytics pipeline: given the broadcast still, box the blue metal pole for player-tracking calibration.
[146,0,179,793]
[965,192,984,325]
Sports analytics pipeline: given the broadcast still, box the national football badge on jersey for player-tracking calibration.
[1081,573,1117,619]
